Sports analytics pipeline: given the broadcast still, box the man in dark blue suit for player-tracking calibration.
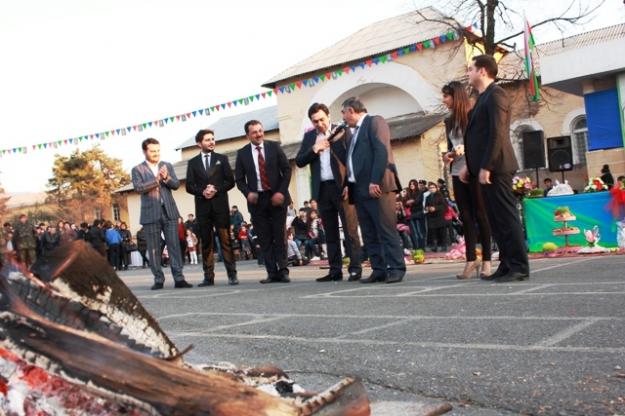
[131,138,192,290]
[462,54,529,283]
[341,97,405,284]
[185,128,238,286]
[295,102,362,282]
[235,120,292,283]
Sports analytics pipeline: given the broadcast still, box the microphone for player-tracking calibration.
[327,123,347,143]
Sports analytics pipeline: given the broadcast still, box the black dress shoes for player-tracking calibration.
[386,274,404,284]
[174,280,193,289]
[495,272,529,283]
[197,278,215,287]
[316,274,343,282]
[360,273,386,283]
[347,272,362,282]
[150,282,164,290]
[481,268,508,281]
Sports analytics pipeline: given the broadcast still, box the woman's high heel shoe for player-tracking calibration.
[480,260,492,280]
[456,260,481,279]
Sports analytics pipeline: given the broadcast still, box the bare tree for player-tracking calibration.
[415,0,606,55]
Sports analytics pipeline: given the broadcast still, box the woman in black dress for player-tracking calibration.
[442,81,492,279]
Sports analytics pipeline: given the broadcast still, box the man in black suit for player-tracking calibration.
[185,129,238,286]
[295,102,362,282]
[340,97,405,284]
[235,120,292,283]
[462,54,529,282]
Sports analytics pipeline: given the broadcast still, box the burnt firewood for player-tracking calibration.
[0,241,371,415]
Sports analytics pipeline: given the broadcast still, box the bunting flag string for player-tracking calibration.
[269,28,466,96]
[0,26,469,158]
[0,90,275,157]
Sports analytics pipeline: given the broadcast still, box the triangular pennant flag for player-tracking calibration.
[372,57,379,65]
[214,105,220,111]
[249,95,254,102]
[447,31,456,41]
[233,100,238,106]
[176,115,181,121]
[198,109,204,115]
[192,110,197,117]
[164,118,169,124]
[255,94,260,100]
[433,37,441,46]
[337,69,343,76]
[64,140,68,144]
[379,55,387,64]
[148,121,153,127]
[244,98,249,105]
[181,115,187,121]
[220,103,226,109]
[344,66,350,74]
[320,74,326,81]
[227,102,232,108]
[142,123,147,128]
[204,108,210,115]
[261,92,266,98]
[95,133,100,138]
[289,83,296,90]
[186,113,191,118]
[296,81,302,89]
[391,51,399,59]
[159,120,164,127]
[267,91,273,97]
[365,58,373,67]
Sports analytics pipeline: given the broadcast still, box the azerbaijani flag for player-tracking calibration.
[524,16,540,101]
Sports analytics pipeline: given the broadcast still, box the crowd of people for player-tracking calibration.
[4,54,532,288]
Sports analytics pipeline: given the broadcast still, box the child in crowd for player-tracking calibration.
[185,229,198,265]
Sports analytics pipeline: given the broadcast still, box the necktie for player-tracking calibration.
[204,153,211,173]
[256,146,271,191]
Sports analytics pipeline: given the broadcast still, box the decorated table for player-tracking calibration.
[523,192,620,253]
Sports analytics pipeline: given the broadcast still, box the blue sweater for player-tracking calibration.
[105,228,123,245]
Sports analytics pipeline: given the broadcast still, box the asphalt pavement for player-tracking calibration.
[119,254,625,415]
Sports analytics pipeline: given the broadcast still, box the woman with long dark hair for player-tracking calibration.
[442,81,492,279]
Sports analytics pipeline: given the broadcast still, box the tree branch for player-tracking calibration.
[495,0,606,45]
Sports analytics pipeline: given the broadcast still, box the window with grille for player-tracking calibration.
[112,204,121,222]
[571,116,588,165]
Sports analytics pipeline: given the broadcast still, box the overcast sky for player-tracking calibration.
[1,0,623,194]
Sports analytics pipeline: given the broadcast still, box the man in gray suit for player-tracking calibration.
[340,97,405,284]
[131,138,193,290]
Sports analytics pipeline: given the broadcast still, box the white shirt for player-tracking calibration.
[147,161,160,178]
[347,114,367,183]
[317,130,334,181]
[250,142,266,192]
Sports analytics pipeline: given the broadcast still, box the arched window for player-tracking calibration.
[571,116,588,165]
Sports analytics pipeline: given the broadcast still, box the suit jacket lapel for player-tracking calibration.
[353,115,369,155]
[142,161,156,180]
[245,144,258,187]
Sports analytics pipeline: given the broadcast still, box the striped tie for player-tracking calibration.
[256,146,271,191]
